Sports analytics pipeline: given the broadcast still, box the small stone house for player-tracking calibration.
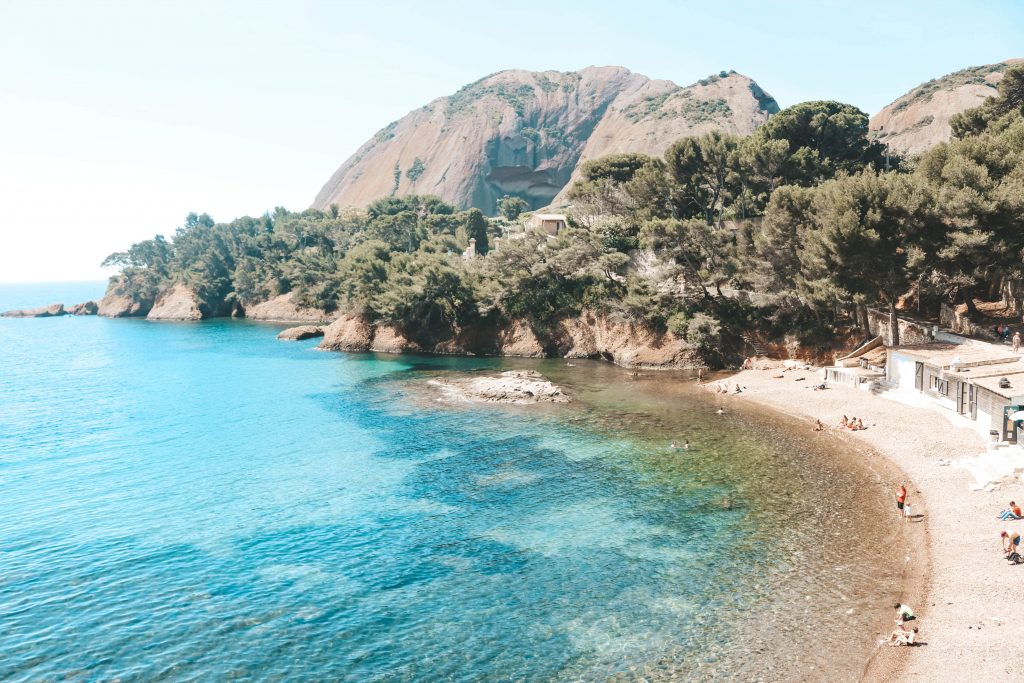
[528,213,567,236]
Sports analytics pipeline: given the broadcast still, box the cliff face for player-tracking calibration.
[870,59,1023,157]
[313,67,778,214]
[317,310,699,369]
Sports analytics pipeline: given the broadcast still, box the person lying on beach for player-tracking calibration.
[999,501,1022,520]
[1001,530,1021,555]
[813,419,825,432]
[887,626,918,646]
[839,415,849,428]
[854,418,866,430]
[812,382,826,390]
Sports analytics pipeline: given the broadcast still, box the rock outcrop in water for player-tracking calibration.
[68,301,98,315]
[277,325,324,341]
[146,283,203,321]
[312,67,778,214]
[870,59,1023,156]
[1,303,67,318]
[317,310,698,369]
[245,292,335,323]
[429,370,569,404]
[98,278,152,317]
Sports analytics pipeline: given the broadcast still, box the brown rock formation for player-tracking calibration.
[98,278,152,317]
[276,325,324,341]
[317,310,697,369]
[1,303,66,318]
[68,301,98,315]
[313,67,778,214]
[147,283,202,321]
[870,59,1023,157]
[245,292,335,323]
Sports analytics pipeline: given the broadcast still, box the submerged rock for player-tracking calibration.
[277,325,324,341]
[430,370,569,405]
[1,303,66,318]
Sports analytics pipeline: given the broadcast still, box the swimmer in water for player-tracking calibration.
[683,440,690,450]
[722,497,732,509]
[716,408,725,415]
[670,442,677,449]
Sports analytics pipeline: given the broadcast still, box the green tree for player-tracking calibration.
[751,101,885,186]
[496,195,528,221]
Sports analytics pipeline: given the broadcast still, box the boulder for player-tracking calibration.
[68,300,98,316]
[147,284,202,321]
[1,303,66,318]
[277,325,324,341]
[246,292,334,323]
[317,314,375,351]
[369,325,420,353]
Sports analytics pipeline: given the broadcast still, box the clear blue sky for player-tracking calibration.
[1,0,1021,282]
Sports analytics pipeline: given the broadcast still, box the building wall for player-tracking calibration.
[976,387,1006,436]
[923,365,955,405]
[868,309,933,346]
[887,351,917,392]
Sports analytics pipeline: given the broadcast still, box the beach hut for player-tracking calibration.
[885,343,1020,408]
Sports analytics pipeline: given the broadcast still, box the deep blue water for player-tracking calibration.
[0,283,899,681]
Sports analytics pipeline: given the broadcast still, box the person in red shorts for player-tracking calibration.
[896,484,907,519]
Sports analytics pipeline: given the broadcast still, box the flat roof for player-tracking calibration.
[970,373,1024,400]
[532,213,566,220]
[890,343,1019,368]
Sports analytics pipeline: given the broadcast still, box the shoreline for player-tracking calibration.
[724,365,1014,682]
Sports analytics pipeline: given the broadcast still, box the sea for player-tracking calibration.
[0,282,904,681]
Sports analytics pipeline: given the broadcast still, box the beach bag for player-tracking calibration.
[1008,551,1022,564]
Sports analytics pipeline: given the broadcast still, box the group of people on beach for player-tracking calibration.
[1000,501,1024,564]
[888,488,921,646]
[838,415,867,431]
[888,603,919,646]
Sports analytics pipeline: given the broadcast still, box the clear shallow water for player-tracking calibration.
[0,283,901,681]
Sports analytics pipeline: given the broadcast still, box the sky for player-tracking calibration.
[1,0,1021,283]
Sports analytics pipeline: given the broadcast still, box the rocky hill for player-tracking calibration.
[312,66,779,214]
[870,59,1023,157]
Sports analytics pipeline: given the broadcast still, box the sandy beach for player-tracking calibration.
[723,365,1021,681]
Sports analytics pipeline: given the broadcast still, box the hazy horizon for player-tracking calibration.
[2,0,1022,283]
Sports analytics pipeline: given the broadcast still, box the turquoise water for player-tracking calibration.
[0,283,900,681]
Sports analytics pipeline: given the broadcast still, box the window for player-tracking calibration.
[931,376,948,396]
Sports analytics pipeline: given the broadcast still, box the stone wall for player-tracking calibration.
[939,303,983,336]
[867,308,933,345]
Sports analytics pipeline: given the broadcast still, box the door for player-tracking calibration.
[957,381,968,414]
[1002,405,1020,443]
[969,384,978,420]
[915,362,924,391]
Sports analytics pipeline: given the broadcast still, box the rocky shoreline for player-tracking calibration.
[5,280,702,370]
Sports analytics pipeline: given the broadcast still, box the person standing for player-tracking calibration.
[1014,331,1021,353]
[896,485,908,519]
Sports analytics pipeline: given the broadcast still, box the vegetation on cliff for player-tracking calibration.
[104,66,1024,362]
